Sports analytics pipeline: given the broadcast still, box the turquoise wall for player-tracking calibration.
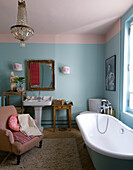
[1,6,132,128]
[104,6,133,128]
[0,43,104,126]
[104,32,120,118]
[120,6,133,128]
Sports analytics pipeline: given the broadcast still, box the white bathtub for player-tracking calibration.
[76,112,133,170]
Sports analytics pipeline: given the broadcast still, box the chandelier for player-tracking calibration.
[10,0,34,47]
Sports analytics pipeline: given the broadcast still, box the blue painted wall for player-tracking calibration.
[120,6,133,128]
[104,6,133,129]
[104,6,133,128]
[0,43,104,126]
[104,33,120,118]
[1,6,132,128]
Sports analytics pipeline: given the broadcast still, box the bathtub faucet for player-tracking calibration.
[100,99,107,114]
[108,105,113,115]
[106,100,113,115]
[100,99,112,115]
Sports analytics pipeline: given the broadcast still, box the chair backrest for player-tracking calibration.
[0,105,17,129]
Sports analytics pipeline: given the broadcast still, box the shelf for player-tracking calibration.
[2,91,27,114]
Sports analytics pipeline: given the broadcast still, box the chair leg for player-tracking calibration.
[39,140,42,148]
[83,142,86,148]
[17,155,21,165]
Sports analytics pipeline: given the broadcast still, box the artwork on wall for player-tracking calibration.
[105,55,116,91]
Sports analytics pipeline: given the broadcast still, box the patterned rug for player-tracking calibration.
[0,138,83,170]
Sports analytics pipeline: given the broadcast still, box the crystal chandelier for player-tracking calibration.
[10,0,34,47]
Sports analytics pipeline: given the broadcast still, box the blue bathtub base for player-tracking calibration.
[87,147,133,170]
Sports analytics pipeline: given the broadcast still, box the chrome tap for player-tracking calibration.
[37,91,42,102]
[106,100,113,115]
[100,99,106,113]
[100,99,112,114]
[109,105,113,115]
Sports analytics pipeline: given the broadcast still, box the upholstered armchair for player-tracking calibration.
[0,105,44,165]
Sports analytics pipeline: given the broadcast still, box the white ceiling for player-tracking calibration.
[0,0,133,35]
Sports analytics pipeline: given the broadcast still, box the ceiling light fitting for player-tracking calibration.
[10,0,34,47]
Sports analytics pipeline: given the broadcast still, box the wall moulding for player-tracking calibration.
[105,19,121,43]
[0,33,105,44]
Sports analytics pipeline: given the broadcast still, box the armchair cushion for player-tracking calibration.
[12,134,44,155]
[13,131,36,144]
[8,114,20,132]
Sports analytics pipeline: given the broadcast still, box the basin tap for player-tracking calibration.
[37,91,42,102]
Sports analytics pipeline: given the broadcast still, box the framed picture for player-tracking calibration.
[105,55,116,91]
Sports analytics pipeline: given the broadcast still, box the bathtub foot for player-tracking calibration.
[83,142,86,148]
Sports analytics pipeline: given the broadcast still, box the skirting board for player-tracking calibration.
[41,120,77,128]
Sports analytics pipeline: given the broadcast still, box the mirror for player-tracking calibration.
[27,60,55,91]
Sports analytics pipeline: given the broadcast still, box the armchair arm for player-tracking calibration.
[0,128,14,144]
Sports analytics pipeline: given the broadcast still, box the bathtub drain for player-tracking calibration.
[120,128,124,134]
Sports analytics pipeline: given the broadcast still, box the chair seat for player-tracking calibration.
[12,134,44,155]
[13,131,36,144]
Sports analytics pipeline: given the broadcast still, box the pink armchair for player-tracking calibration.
[0,105,44,165]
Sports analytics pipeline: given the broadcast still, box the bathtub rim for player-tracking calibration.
[76,113,133,160]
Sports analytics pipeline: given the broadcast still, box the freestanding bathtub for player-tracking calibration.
[76,112,133,170]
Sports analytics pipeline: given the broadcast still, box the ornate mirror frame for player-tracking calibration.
[27,60,55,91]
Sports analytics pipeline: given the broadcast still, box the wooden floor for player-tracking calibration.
[43,127,95,170]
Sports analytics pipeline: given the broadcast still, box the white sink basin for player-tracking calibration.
[23,96,53,107]
[23,96,53,131]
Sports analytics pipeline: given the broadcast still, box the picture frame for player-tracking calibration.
[105,55,116,91]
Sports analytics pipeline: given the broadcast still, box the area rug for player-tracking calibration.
[0,138,83,170]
